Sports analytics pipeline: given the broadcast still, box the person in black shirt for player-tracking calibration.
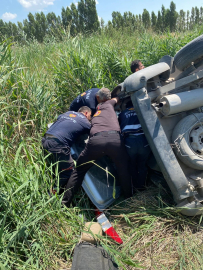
[118,100,151,190]
[42,106,92,194]
[62,88,132,207]
[69,88,100,115]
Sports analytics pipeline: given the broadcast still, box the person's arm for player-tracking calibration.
[111,97,119,103]
[106,97,120,106]
[83,121,91,135]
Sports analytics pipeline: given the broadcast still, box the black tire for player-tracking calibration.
[172,113,203,170]
[174,34,203,71]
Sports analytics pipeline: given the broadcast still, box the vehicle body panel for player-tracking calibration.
[122,60,203,215]
[71,135,121,210]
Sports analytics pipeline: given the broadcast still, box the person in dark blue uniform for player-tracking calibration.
[42,106,92,194]
[62,88,132,207]
[118,100,151,190]
[69,88,100,115]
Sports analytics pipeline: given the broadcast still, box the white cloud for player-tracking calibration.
[2,12,17,21]
[95,0,99,4]
[18,0,56,11]
[98,16,101,22]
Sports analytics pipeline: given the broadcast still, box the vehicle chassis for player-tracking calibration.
[123,59,203,216]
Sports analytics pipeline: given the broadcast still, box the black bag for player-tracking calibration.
[71,242,119,270]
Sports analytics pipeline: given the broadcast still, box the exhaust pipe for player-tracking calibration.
[159,88,203,116]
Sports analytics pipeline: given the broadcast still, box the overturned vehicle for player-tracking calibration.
[72,35,203,216]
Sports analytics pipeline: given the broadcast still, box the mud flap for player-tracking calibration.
[130,88,193,202]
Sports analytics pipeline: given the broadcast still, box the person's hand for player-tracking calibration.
[111,97,119,103]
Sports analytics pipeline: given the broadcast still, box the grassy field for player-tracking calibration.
[1,27,203,269]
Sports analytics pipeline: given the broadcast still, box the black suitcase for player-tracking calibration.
[71,242,119,270]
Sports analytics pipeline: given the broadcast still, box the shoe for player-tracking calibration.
[61,200,70,208]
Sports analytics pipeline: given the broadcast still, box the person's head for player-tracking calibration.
[126,100,133,109]
[130,60,145,73]
[96,87,111,103]
[78,106,92,121]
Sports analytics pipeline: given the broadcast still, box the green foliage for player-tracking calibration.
[49,35,130,108]
[1,29,203,269]
[136,32,180,66]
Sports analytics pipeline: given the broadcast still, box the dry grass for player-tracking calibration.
[105,186,203,269]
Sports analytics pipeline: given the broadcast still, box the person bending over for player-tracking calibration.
[62,87,133,206]
[42,106,92,194]
[69,88,100,115]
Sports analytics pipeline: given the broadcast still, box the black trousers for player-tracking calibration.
[124,134,151,190]
[42,137,75,192]
[62,132,133,205]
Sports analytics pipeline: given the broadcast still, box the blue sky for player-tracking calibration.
[1,0,203,25]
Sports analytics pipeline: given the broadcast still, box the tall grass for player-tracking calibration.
[1,27,203,269]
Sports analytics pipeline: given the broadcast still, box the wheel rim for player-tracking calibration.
[190,125,203,155]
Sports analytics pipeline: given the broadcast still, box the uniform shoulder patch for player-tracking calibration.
[93,110,101,117]
[69,114,77,117]
[81,92,86,96]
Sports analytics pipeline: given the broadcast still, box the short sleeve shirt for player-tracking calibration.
[46,111,91,147]
[118,107,143,135]
[69,88,100,115]
[90,99,120,136]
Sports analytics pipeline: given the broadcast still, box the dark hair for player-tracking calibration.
[126,100,133,108]
[130,60,141,73]
[78,106,92,114]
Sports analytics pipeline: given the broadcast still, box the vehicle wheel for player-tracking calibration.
[172,113,203,170]
[174,34,203,71]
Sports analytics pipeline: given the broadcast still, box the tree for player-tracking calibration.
[123,12,135,30]
[35,12,47,42]
[134,15,139,30]
[0,19,7,40]
[165,9,170,30]
[47,12,57,31]
[46,12,62,39]
[190,7,195,29]
[200,7,203,22]
[78,0,86,32]
[195,6,200,24]
[70,3,79,35]
[138,14,142,24]
[161,5,166,31]
[169,1,178,32]
[156,10,162,32]
[85,0,100,32]
[186,10,190,30]
[178,10,186,31]
[61,6,72,30]
[23,13,36,39]
[100,18,105,29]
[106,20,113,35]
[28,12,36,38]
[112,11,124,29]
[142,9,150,29]
[151,11,157,31]
[4,22,18,41]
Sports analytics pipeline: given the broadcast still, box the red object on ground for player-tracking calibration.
[51,188,57,195]
[97,213,123,244]
[105,226,123,244]
[94,209,103,217]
